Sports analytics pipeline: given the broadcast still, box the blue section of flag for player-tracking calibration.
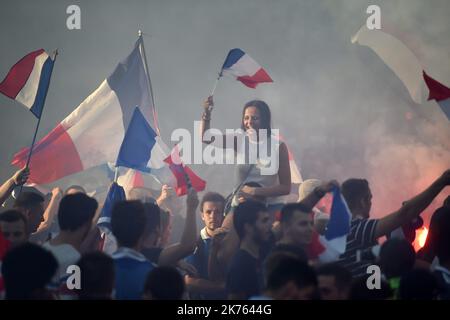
[97,182,126,230]
[116,107,157,172]
[437,99,450,120]
[107,38,153,131]
[221,48,245,70]
[325,186,351,241]
[30,56,54,118]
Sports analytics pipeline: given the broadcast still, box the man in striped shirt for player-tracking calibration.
[338,169,450,278]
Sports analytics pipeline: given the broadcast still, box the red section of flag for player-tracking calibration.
[307,230,326,259]
[0,231,11,261]
[163,149,206,196]
[0,49,44,99]
[423,71,450,102]
[237,68,273,88]
[11,124,83,184]
[132,171,145,188]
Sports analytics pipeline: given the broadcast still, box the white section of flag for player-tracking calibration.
[15,51,50,108]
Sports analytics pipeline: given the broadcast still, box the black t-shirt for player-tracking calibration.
[271,243,308,262]
[226,249,263,299]
[141,247,163,264]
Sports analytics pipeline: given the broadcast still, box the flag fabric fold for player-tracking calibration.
[115,107,158,173]
[97,182,126,230]
[423,71,450,120]
[163,146,206,196]
[220,48,273,88]
[352,24,450,120]
[318,186,352,262]
[0,49,55,118]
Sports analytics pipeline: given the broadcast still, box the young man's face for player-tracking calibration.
[284,210,314,246]
[25,203,45,234]
[0,220,27,247]
[251,211,272,243]
[201,201,224,234]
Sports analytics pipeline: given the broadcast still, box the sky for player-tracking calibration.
[0,0,449,225]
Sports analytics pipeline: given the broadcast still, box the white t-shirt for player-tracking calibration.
[42,242,81,281]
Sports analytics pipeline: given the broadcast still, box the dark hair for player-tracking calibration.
[341,179,370,212]
[144,266,185,300]
[143,202,161,236]
[13,192,44,209]
[233,200,267,240]
[77,252,115,300]
[279,203,311,224]
[64,185,86,195]
[200,192,225,212]
[316,263,353,291]
[111,200,147,248]
[435,206,450,263]
[399,269,438,300]
[0,210,27,228]
[241,100,272,135]
[379,238,415,279]
[418,207,447,262]
[2,243,58,299]
[58,193,98,232]
[265,253,318,292]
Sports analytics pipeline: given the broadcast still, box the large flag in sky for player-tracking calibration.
[12,38,164,184]
[0,49,55,118]
[220,48,273,88]
[352,25,450,120]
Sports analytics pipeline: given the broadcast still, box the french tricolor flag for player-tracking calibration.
[11,39,166,184]
[317,186,352,263]
[0,49,54,118]
[221,48,273,88]
[352,25,450,121]
[163,145,206,196]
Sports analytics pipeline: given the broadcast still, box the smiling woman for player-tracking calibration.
[200,95,291,216]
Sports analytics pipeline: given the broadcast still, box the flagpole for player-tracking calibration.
[114,167,119,183]
[210,73,221,96]
[19,49,58,195]
[137,30,161,136]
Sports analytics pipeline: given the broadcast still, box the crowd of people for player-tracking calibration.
[0,97,449,300]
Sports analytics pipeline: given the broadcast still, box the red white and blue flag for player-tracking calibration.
[0,49,55,118]
[220,48,273,88]
[352,25,450,120]
[314,186,352,263]
[163,145,206,196]
[114,108,206,196]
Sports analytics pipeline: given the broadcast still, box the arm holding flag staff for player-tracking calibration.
[200,95,291,215]
[0,167,30,206]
